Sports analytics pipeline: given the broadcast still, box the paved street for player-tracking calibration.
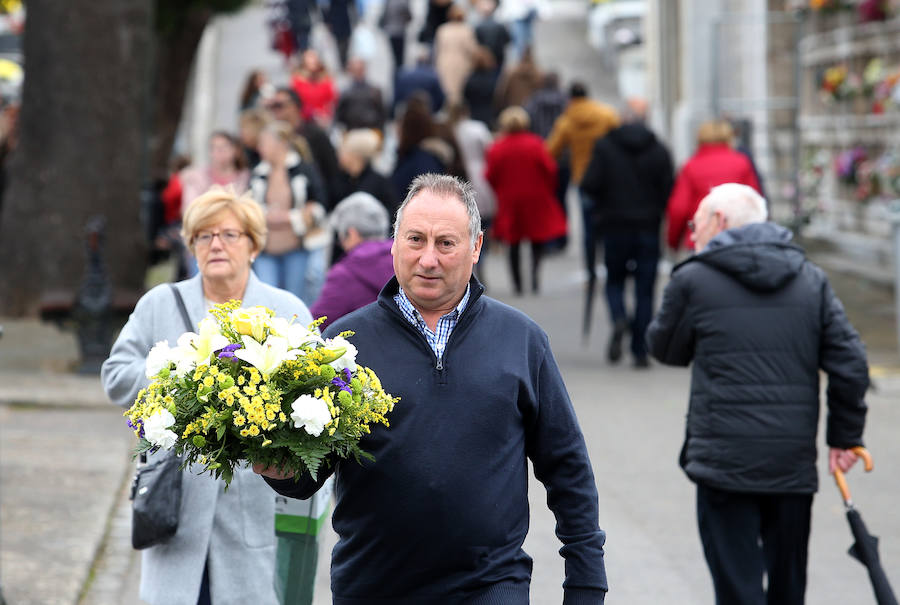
[2,3,900,605]
[3,239,900,604]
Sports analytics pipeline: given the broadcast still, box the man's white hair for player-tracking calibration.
[701,183,768,228]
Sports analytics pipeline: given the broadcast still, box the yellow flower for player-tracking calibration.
[203,375,215,388]
[238,375,246,386]
[248,424,260,436]
[230,306,271,342]
[233,413,246,426]
[240,428,250,437]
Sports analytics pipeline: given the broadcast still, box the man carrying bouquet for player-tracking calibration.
[256,173,609,603]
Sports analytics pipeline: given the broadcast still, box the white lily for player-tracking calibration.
[271,317,324,349]
[145,340,173,379]
[194,317,231,362]
[234,335,298,377]
[327,335,358,372]
[173,318,230,369]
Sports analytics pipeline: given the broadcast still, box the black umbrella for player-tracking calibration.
[582,269,596,344]
[833,447,898,605]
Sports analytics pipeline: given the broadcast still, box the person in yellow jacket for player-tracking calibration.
[546,81,619,279]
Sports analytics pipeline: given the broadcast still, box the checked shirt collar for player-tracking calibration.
[394,284,471,363]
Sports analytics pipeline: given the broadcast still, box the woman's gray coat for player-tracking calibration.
[101,272,313,605]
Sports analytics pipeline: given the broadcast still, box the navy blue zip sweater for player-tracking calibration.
[265,276,608,604]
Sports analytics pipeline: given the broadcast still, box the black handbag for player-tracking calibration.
[129,284,193,550]
[130,450,183,549]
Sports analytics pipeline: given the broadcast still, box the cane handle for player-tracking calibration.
[832,446,873,504]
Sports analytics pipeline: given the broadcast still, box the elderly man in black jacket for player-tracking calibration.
[646,183,868,605]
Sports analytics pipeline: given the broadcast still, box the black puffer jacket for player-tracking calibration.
[647,222,868,494]
[580,122,674,233]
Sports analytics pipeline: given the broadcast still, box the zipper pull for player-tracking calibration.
[436,358,443,370]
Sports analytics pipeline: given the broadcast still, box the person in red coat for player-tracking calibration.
[291,49,338,126]
[666,120,761,250]
[486,106,567,294]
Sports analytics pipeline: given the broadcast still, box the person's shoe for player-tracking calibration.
[633,355,650,369]
[607,319,627,363]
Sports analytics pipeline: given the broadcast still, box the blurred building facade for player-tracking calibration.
[645,0,899,277]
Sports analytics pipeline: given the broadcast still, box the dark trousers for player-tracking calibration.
[389,35,405,69]
[509,241,543,294]
[696,483,813,605]
[603,230,659,358]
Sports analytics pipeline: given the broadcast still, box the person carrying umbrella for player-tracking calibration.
[833,447,898,605]
[646,183,869,605]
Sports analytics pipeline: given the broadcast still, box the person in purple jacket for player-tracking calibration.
[310,192,394,329]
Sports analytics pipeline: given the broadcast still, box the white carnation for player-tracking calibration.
[143,409,178,450]
[290,395,332,437]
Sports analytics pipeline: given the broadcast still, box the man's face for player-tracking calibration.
[391,191,482,315]
[267,93,301,128]
[690,199,724,252]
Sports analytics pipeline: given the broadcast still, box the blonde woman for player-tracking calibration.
[665,119,762,250]
[102,187,312,605]
[249,121,329,305]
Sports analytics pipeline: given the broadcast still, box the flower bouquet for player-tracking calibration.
[124,301,398,487]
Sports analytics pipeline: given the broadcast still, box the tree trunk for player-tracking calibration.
[0,0,154,316]
[149,6,213,181]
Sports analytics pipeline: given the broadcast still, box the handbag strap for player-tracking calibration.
[168,283,194,332]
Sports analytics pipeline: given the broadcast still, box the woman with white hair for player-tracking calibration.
[310,192,395,329]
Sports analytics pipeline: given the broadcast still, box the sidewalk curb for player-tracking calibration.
[78,455,142,605]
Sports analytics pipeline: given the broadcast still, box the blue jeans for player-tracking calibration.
[254,248,315,305]
[603,230,660,358]
[510,8,537,60]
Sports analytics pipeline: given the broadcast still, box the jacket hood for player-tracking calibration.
[609,123,656,153]
[677,222,806,291]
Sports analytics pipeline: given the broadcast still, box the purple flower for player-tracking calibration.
[331,371,353,393]
[216,343,243,362]
[127,417,145,439]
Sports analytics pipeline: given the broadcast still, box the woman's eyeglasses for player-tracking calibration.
[194,230,245,247]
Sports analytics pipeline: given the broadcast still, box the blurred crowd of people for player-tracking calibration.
[148,0,766,369]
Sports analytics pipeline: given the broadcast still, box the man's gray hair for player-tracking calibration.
[330,192,390,240]
[702,183,768,228]
[393,173,482,248]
